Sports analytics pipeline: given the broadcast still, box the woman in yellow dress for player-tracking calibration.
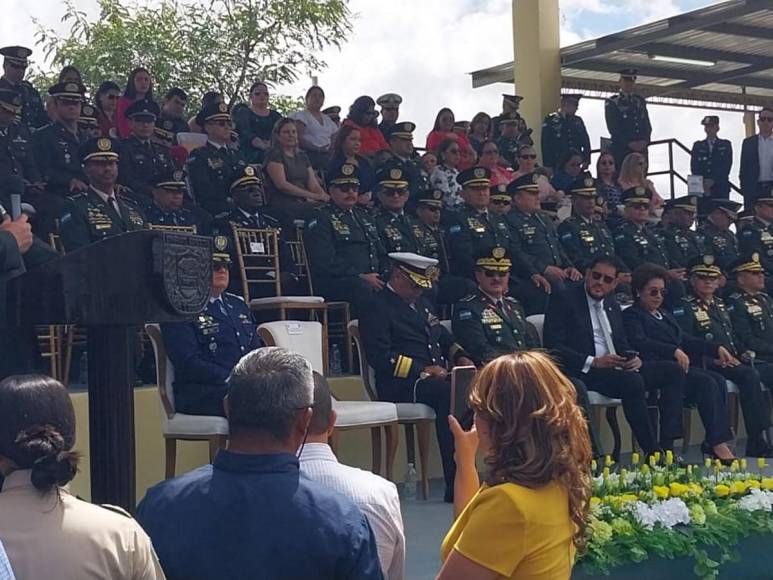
[438,351,592,579]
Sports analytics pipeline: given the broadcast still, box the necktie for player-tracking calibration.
[593,301,617,355]
[496,299,505,312]
[107,196,121,218]
[216,298,228,317]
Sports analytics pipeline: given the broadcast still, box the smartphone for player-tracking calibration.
[450,366,477,428]
[623,350,639,361]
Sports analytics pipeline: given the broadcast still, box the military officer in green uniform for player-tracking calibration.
[385,122,422,198]
[445,166,513,278]
[507,172,577,313]
[655,195,702,269]
[540,93,591,172]
[373,166,420,253]
[696,199,741,274]
[495,113,528,168]
[558,173,615,272]
[0,46,47,131]
[488,183,512,216]
[739,190,773,293]
[491,94,530,142]
[59,137,147,252]
[604,69,652,167]
[673,255,773,457]
[304,161,386,315]
[727,253,773,364]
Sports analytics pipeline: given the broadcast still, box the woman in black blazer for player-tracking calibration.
[623,263,736,463]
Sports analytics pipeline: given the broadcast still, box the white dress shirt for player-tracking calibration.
[299,443,405,580]
[583,292,611,373]
[759,134,773,183]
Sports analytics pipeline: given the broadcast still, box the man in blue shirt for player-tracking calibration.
[136,347,383,580]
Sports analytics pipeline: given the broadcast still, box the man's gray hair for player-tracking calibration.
[227,347,314,440]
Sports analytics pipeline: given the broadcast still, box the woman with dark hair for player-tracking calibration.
[439,352,591,579]
[426,107,473,159]
[476,140,513,187]
[622,264,736,463]
[430,138,463,210]
[94,80,121,137]
[550,148,584,194]
[0,374,164,578]
[342,96,388,158]
[291,85,338,170]
[264,117,328,223]
[116,67,153,138]
[327,124,375,198]
[232,81,282,165]
[468,112,491,155]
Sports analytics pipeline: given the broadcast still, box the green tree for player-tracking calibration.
[32,0,352,109]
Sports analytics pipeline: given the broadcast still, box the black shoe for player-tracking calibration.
[745,440,773,458]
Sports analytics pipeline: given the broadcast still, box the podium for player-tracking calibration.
[7,230,212,510]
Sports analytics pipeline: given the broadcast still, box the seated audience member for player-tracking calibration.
[618,152,664,212]
[386,122,422,197]
[186,100,244,216]
[328,124,375,200]
[116,67,153,139]
[507,172,579,313]
[655,195,702,270]
[144,169,205,232]
[0,374,164,579]
[376,92,402,139]
[452,246,601,455]
[232,81,282,165]
[212,166,297,296]
[438,352,591,579]
[59,137,147,252]
[360,252,474,502]
[78,103,102,140]
[543,256,687,458]
[622,263,736,463]
[342,96,389,158]
[477,140,513,187]
[595,151,623,214]
[94,80,121,138]
[467,112,491,155]
[161,239,261,416]
[158,87,190,136]
[673,255,773,457]
[727,253,773,363]
[373,166,419,253]
[510,144,560,203]
[137,348,383,580]
[264,117,328,225]
[430,138,464,210]
[558,173,616,273]
[426,107,473,161]
[304,162,385,315]
[488,184,512,216]
[739,189,773,292]
[549,148,584,194]
[187,91,223,133]
[696,199,742,273]
[299,373,405,580]
[118,98,176,205]
[291,85,337,171]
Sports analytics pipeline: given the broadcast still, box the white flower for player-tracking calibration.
[633,498,691,530]
[737,489,773,513]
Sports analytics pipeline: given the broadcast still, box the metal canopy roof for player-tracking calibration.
[470,0,773,111]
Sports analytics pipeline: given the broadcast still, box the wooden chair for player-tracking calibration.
[349,320,437,499]
[257,321,399,479]
[145,324,229,478]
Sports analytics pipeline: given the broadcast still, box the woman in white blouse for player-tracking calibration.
[291,86,338,170]
[430,138,464,210]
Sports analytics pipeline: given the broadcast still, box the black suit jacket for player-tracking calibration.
[622,303,716,362]
[739,135,760,199]
[543,282,631,376]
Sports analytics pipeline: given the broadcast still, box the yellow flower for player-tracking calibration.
[759,458,768,470]
[605,455,614,467]
[704,458,712,469]
[621,493,639,502]
[669,482,689,497]
[591,460,597,472]
[688,483,704,496]
[653,485,670,499]
[748,480,760,489]
[714,484,730,497]
[730,481,749,495]
[631,453,640,465]
[590,497,602,507]
[603,467,610,479]
[730,460,739,472]
[641,464,650,475]
[740,459,748,471]
[762,478,773,491]
[666,450,674,466]
[654,451,661,463]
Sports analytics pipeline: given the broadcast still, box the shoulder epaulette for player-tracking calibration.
[99,503,132,518]
[224,292,246,303]
[459,294,476,303]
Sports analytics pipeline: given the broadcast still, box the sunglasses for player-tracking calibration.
[491,200,511,206]
[252,91,269,96]
[335,184,359,193]
[213,264,230,272]
[590,271,615,284]
[382,188,408,196]
[446,148,461,154]
[695,274,719,281]
[631,203,650,210]
[106,94,120,100]
[420,205,442,212]
[520,154,537,160]
[483,270,509,278]
[7,63,26,70]
[646,287,668,297]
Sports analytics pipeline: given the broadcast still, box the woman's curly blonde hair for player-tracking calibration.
[468,351,593,551]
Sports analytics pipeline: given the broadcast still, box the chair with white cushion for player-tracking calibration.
[144,324,229,478]
[257,321,399,480]
[348,319,437,499]
[526,313,624,460]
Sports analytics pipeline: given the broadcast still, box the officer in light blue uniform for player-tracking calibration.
[161,236,262,416]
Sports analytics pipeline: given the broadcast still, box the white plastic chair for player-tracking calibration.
[348,319,437,499]
[144,324,229,478]
[256,321,399,480]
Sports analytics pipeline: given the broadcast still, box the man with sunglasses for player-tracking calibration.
[373,166,419,253]
[673,255,773,457]
[145,169,205,231]
[488,184,512,216]
[118,98,176,206]
[544,255,686,460]
[604,68,652,168]
[558,173,615,272]
[655,195,702,270]
[305,162,386,316]
[728,253,773,365]
[696,199,741,275]
[386,122,422,198]
[739,190,773,293]
[506,172,577,313]
[740,107,773,209]
[360,252,473,502]
[187,101,244,216]
[541,93,591,173]
[0,46,47,132]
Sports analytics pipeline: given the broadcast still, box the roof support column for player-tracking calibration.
[512,0,561,159]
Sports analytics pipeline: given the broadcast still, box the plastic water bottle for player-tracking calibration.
[403,463,417,501]
[329,344,343,376]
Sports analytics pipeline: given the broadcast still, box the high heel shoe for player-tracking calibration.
[701,441,736,466]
